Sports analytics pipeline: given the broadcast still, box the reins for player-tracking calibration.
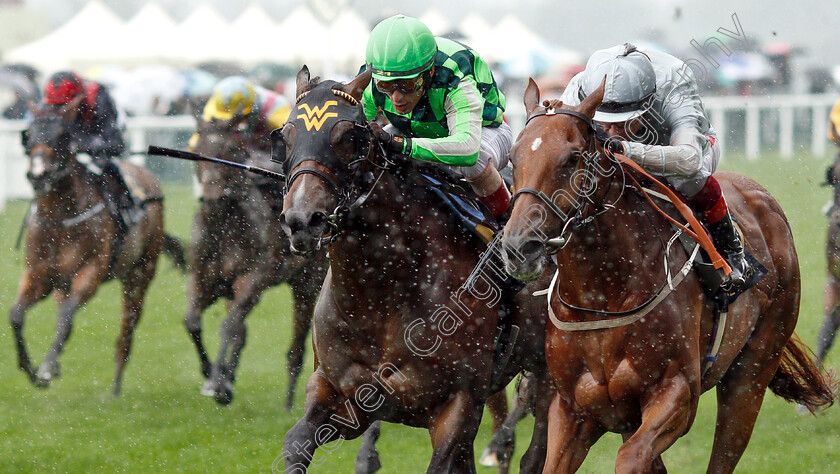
[519,104,725,329]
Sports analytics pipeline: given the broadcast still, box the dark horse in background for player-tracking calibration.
[184,118,327,406]
[502,79,835,472]
[10,104,185,395]
[279,67,553,473]
[815,156,840,362]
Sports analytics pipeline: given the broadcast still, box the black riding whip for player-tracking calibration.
[146,146,285,181]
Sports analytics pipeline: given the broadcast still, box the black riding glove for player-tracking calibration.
[604,138,626,156]
[369,122,410,155]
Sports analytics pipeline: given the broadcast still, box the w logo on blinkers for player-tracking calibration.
[297,101,338,131]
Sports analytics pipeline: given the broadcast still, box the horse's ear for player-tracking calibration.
[295,65,312,100]
[344,68,372,101]
[579,76,606,118]
[61,95,84,124]
[523,78,541,116]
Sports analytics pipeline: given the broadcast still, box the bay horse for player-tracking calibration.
[10,104,185,395]
[279,66,552,473]
[501,79,835,472]
[185,118,327,406]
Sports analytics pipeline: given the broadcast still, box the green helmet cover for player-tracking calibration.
[366,15,437,81]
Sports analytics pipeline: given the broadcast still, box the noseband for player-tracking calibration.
[277,83,390,237]
[25,116,74,193]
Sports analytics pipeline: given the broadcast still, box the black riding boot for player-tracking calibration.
[707,210,749,292]
[101,162,138,233]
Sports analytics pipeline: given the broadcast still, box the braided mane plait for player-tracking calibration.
[543,99,563,110]
[332,90,358,106]
[295,91,310,103]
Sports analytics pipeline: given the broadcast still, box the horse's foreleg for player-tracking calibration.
[620,433,666,473]
[479,389,513,472]
[519,372,551,474]
[206,276,263,405]
[9,269,52,383]
[285,279,317,411]
[815,274,840,361]
[184,273,214,379]
[543,392,605,474]
[615,373,693,474]
[113,266,154,396]
[354,421,382,474]
[39,264,104,384]
[427,390,484,474]
[282,370,372,471]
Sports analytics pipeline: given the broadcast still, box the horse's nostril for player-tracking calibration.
[521,239,544,258]
[309,212,328,232]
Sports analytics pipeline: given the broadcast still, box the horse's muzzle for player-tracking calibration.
[501,237,545,281]
[280,210,329,255]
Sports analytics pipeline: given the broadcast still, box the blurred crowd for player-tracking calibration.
[0,61,297,121]
[2,37,836,123]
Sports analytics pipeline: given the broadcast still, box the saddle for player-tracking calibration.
[411,163,507,243]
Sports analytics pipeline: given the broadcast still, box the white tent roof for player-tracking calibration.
[225,4,282,64]
[4,0,126,73]
[328,9,369,72]
[173,4,232,63]
[459,14,493,52]
[488,15,544,62]
[119,1,181,64]
[419,8,451,36]
[274,6,330,73]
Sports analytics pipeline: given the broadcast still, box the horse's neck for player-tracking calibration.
[330,172,456,293]
[557,183,667,298]
[37,165,100,219]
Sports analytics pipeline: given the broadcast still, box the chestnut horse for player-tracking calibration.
[501,79,835,472]
[279,67,552,473]
[184,118,327,406]
[10,105,185,395]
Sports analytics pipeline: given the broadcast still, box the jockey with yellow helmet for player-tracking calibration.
[191,76,291,153]
[561,43,748,291]
[362,15,512,218]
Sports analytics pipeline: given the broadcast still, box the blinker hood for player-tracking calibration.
[271,80,368,183]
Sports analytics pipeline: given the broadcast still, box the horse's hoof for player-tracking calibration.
[214,383,234,406]
[200,380,216,397]
[36,362,60,383]
[33,376,51,389]
[479,447,500,467]
[796,403,813,415]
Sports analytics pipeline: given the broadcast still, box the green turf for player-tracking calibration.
[1,152,839,472]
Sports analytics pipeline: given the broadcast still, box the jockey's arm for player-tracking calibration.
[622,127,705,178]
[409,77,483,166]
[77,89,126,161]
[622,78,708,179]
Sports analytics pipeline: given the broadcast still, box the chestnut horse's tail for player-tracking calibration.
[768,332,837,413]
[162,234,187,272]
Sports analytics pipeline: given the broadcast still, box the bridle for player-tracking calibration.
[24,115,75,195]
[275,82,395,241]
[195,124,253,202]
[510,106,624,250]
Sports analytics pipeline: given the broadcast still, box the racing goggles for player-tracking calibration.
[374,76,425,95]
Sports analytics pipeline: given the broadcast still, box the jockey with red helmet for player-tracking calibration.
[561,43,748,292]
[42,71,136,231]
